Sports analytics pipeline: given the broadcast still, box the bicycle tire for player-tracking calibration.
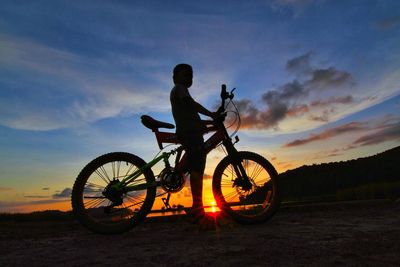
[212,151,280,224]
[71,152,156,234]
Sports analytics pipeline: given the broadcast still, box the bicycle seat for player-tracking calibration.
[141,115,175,131]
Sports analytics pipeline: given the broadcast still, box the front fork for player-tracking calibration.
[223,137,252,190]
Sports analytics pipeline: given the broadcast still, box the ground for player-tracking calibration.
[1,200,399,267]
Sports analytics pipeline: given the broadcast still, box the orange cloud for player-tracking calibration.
[283,122,367,147]
[353,122,400,146]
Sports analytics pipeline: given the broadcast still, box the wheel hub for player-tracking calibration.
[103,179,124,206]
[233,177,253,191]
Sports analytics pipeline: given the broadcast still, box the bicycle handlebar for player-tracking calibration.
[218,84,235,114]
[212,83,236,126]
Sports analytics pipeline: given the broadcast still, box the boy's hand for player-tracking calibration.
[210,112,219,119]
[216,106,225,114]
[212,112,227,124]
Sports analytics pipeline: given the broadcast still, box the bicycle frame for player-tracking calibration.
[114,150,174,192]
[120,119,245,193]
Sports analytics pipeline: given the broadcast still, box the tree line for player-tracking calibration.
[279,146,400,201]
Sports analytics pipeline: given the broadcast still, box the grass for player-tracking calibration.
[336,181,400,201]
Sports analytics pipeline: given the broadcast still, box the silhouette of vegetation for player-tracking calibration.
[245,146,399,203]
[279,146,400,202]
[0,210,73,222]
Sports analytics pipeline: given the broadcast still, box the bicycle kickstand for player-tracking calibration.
[162,193,172,210]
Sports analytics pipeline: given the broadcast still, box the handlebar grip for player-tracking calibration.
[221,84,230,100]
[221,84,227,98]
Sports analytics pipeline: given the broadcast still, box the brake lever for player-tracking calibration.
[229,88,236,99]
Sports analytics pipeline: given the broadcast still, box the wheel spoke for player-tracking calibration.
[85,197,107,209]
[223,190,240,201]
[125,193,145,202]
[127,177,147,186]
[99,165,111,182]
[94,169,109,184]
[124,163,138,178]
[214,152,279,221]
[252,163,264,181]
[112,161,116,179]
[250,162,261,181]
[116,161,121,180]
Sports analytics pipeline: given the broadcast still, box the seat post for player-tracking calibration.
[154,129,164,149]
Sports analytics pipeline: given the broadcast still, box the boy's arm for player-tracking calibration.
[182,96,217,119]
[193,101,216,118]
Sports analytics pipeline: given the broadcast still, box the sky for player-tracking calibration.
[0,0,399,213]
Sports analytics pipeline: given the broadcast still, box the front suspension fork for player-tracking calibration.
[223,138,252,189]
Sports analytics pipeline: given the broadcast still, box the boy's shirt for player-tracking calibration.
[170,84,202,135]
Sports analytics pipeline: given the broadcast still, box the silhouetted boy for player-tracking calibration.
[170,64,217,222]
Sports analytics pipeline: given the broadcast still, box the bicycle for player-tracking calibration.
[71,84,281,234]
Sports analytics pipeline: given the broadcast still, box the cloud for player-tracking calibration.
[0,187,13,192]
[0,29,237,131]
[235,98,289,129]
[305,67,354,90]
[283,114,400,149]
[308,109,335,122]
[286,104,309,116]
[234,52,355,130]
[311,96,354,107]
[0,199,69,210]
[353,122,400,147]
[52,188,72,199]
[0,34,172,131]
[270,0,318,15]
[42,187,50,191]
[312,149,343,159]
[286,51,313,75]
[24,195,49,199]
[263,80,308,102]
[283,122,367,147]
[376,16,400,31]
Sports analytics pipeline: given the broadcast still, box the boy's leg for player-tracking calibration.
[179,132,207,217]
[190,171,204,212]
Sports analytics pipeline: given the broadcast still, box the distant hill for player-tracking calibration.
[0,210,73,222]
[279,146,400,201]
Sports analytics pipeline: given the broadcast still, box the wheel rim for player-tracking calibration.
[215,156,276,218]
[80,159,150,226]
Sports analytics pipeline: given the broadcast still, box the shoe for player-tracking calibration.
[197,214,220,231]
[184,207,206,223]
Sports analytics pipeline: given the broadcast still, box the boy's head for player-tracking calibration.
[173,63,193,88]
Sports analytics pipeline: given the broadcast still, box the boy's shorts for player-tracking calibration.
[178,132,206,173]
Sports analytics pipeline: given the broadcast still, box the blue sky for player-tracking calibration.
[0,0,399,212]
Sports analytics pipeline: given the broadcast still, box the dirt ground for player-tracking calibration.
[1,200,399,267]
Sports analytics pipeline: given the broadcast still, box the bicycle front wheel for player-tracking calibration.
[71,152,156,234]
[212,151,280,224]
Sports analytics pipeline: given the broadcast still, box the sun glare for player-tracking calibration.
[210,200,217,213]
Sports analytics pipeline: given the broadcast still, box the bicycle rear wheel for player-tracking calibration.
[212,151,280,224]
[71,152,156,234]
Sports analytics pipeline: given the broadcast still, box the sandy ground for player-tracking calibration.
[0,200,399,267]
